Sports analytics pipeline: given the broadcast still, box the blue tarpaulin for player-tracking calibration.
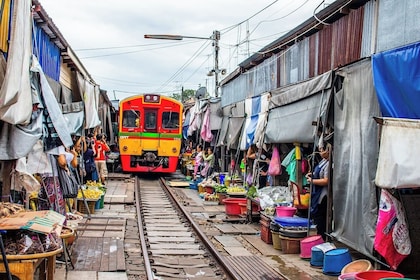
[372,42,420,119]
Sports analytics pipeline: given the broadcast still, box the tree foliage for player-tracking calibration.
[171,89,195,102]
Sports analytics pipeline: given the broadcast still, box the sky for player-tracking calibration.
[39,0,332,101]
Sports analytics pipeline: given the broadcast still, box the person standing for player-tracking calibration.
[202,147,215,178]
[94,133,110,184]
[83,138,97,183]
[305,143,331,241]
[193,144,204,180]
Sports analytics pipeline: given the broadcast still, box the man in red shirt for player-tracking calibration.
[94,133,110,184]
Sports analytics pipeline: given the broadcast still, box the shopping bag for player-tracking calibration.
[57,165,79,198]
[268,146,281,176]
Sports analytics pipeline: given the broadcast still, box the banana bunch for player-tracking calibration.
[85,180,103,187]
[227,186,246,193]
[77,189,103,200]
[204,193,219,201]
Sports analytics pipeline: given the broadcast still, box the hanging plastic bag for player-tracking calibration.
[373,189,411,270]
[268,146,281,176]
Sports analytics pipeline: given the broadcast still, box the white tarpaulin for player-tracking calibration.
[0,0,32,125]
[375,118,420,188]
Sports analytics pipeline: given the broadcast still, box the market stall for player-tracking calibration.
[0,210,66,279]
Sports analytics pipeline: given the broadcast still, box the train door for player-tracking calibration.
[144,110,158,132]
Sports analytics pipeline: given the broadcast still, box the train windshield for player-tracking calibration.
[122,110,140,128]
[162,111,179,129]
[145,111,157,130]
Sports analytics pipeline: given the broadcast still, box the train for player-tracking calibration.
[118,94,183,173]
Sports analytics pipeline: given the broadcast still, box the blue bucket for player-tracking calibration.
[310,246,324,267]
[323,248,352,276]
[189,181,198,190]
[219,174,225,185]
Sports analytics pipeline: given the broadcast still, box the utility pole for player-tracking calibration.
[145,30,222,98]
[213,30,220,98]
[181,86,184,103]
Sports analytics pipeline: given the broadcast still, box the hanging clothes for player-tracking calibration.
[200,107,213,142]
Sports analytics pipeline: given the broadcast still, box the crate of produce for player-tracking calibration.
[77,199,97,214]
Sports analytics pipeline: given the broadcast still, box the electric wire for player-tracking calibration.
[67,1,326,94]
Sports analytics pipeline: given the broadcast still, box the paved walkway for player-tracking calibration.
[56,174,133,280]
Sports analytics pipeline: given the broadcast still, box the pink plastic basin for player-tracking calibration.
[275,206,297,217]
[355,270,404,280]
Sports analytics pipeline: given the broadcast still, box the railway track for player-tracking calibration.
[135,176,231,279]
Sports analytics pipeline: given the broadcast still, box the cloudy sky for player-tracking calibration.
[39,0,332,100]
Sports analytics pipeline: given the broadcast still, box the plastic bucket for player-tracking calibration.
[271,231,282,250]
[275,206,297,217]
[189,181,198,190]
[322,248,352,276]
[238,203,247,215]
[310,246,324,267]
[354,270,404,280]
[222,198,247,215]
[219,174,225,185]
[299,235,324,259]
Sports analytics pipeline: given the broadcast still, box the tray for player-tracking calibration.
[274,216,310,227]
[203,201,219,205]
[227,191,247,196]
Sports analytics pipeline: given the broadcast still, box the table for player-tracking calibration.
[0,248,62,280]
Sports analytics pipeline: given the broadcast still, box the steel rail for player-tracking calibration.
[134,176,155,280]
[159,177,242,280]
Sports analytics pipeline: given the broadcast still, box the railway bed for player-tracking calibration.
[64,173,335,280]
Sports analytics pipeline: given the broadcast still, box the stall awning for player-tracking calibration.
[217,101,245,149]
[265,71,332,144]
[375,117,420,188]
[372,42,420,119]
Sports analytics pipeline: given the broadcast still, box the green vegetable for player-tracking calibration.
[247,186,257,198]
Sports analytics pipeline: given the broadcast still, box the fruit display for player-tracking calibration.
[214,184,227,193]
[226,186,246,193]
[85,180,104,187]
[77,188,103,200]
[204,193,219,202]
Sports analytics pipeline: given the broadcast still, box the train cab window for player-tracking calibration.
[162,111,179,129]
[145,111,157,130]
[122,110,140,128]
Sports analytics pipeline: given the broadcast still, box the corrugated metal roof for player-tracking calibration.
[238,0,370,71]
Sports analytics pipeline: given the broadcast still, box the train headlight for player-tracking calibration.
[123,146,128,152]
[172,147,177,153]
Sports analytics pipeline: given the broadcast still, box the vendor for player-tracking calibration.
[202,147,215,178]
[246,145,271,187]
[305,143,331,241]
[193,144,204,180]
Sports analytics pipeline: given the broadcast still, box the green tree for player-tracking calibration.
[171,89,196,102]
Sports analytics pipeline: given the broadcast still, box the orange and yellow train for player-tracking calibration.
[118,94,183,173]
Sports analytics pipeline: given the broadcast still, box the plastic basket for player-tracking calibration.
[77,200,96,214]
